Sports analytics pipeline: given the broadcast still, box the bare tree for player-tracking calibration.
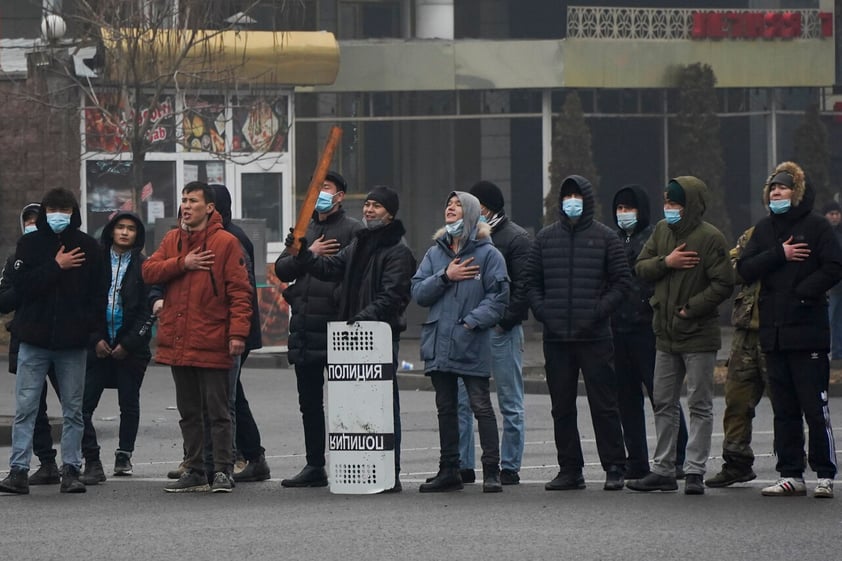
[20,0,309,222]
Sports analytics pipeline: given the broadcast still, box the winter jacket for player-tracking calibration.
[92,211,161,360]
[210,185,263,352]
[1,204,50,372]
[275,208,363,365]
[730,227,761,332]
[142,211,253,370]
[298,219,416,340]
[6,197,107,351]
[611,184,655,333]
[636,176,734,353]
[489,216,532,330]
[737,162,842,352]
[527,175,632,342]
[412,192,510,377]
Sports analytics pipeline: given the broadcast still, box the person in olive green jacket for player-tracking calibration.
[626,176,734,496]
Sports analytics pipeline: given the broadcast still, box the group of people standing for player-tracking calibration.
[1,159,838,499]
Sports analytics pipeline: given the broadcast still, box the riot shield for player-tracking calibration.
[326,321,395,494]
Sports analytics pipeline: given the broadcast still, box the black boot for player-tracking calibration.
[0,468,30,494]
[281,465,328,488]
[419,467,463,493]
[233,455,271,483]
[28,460,60,485]
[60,465,86,494]
[482,465,502,493]
[80,459,106,486]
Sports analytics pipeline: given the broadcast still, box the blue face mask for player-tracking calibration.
[445,219,464,237]
[46,212,71,233]
[562,198,583,218]
[478,215,488,224]
[23,224,37,235]
[616,212,637,231]
[769,199,791,214]
[664,208,682,225]
[314,191,336,213]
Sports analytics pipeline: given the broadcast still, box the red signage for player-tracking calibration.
[692,11,833,40]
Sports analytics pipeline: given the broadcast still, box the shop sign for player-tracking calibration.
[692,11,833,40]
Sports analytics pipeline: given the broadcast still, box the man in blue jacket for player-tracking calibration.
[0,188,107,495]
[79,211,160,485]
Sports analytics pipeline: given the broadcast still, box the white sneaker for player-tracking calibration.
[814,478,834,499]
[761,477,807,496]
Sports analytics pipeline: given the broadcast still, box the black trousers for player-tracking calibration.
[543,339,626,473]
[82,352,148,461]
[33,367,60,463]
[430,372,499,469]
[294,361,328,467]
[614,329,688,473]
[235,351,266,461]
[765,350,837,479]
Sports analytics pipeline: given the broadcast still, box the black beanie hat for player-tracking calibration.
[366,186,399,217]
[469,181,505,213]
[560,178,581,198]
[665,180,686,206]
[325,170,348,192]
[614,188,638,209]
[822,201,842,214]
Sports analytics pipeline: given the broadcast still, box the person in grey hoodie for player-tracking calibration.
[411,191,510,493]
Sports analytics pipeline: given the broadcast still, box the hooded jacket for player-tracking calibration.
[412,191,510,377]
[635,176,734,353]
[526,175,632,342]
[611,185,656,332]
[297,218,416,341]
[2,204,49,372]
[275,207,363,365]
[487,215,532,330]
[92,211,160,359]
[0,203,41,315]
[142,210,253,370]
[6,195,107,350]
[737,162,842,351]
[210,184,262,352]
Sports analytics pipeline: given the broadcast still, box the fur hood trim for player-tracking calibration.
[763,161,806,207]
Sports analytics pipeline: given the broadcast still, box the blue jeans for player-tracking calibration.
[829,291,842,359]
[457,325,525,472]
[11,343,87,471]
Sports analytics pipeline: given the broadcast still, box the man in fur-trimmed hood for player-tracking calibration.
[738,160,842,498]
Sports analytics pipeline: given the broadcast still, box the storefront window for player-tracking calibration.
[85,160,177,238]
[182,95,226,153]
[84,91,176,153]
[232,96,289,153]
[184,160,226,185]
[241,172,283,242]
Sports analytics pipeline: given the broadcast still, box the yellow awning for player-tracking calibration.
[100,28,339,87]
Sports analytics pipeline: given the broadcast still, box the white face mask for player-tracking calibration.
[616,211,637,231]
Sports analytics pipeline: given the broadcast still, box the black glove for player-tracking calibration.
[346,315,362,325]
[284,227,308,249]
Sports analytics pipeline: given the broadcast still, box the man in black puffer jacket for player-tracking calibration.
[738,161,842,499]
[0,188,107,495]
[611,185,689,480]
[526,175,631,492]
[275,171,362,488]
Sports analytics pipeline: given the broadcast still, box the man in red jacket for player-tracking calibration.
[143,181,252,493]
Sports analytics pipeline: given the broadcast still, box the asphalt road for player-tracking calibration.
[1,362,840,561]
